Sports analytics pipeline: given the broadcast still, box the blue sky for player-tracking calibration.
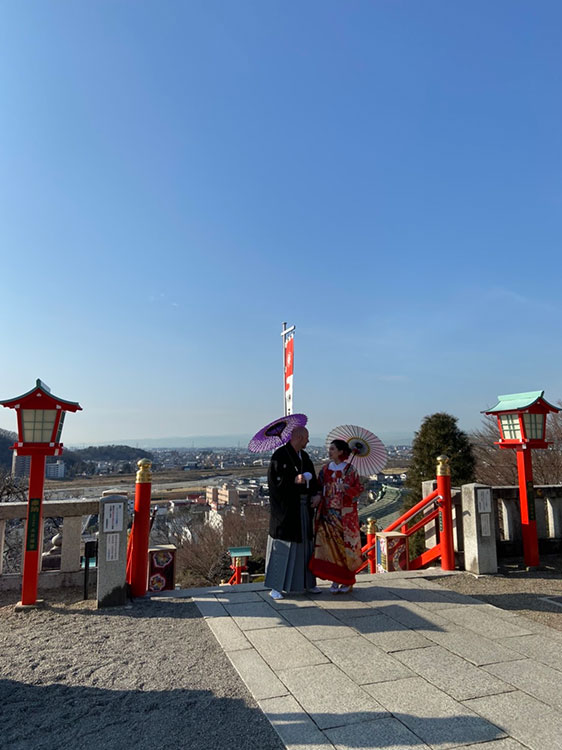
[1,2,561,446]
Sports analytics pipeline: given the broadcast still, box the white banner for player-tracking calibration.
[284,333,294,415]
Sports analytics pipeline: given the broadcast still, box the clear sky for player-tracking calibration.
[1,2,561,447]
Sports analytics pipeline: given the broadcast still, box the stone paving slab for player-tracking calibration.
[464,690,562,750]
[423,625,522,667]
[484,657,562,709]
[314,596,374,618]
[224,601,290,631]
[496,633,562,671]
[258,694,336,750]
[229,648,290,700]
[204,614,252,652]
[365,676,506,750]
[258,591,319,610]
[277,663,390,730]
[192,596,229,619]
[392,646,513,701]
[247,626,330,671]
[213,591,264,604]
[438,605,534,639]
[316,635,415,685]
[351,585,402,604]
[325,716,431,750]
[376,600,453,631]
[280,606,356,641]
[347,612,436,652]
[388,584,475,611]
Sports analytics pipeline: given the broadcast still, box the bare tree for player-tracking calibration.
[0,470,27,503]
[174,504,271,587]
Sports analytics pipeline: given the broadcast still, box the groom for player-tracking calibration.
[265,426,320,599]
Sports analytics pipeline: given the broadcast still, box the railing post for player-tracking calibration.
[436,455,455,571]
[366,518,377,573]
[129,459,152,597]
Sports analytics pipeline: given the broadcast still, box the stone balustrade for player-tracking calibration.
[0,499,99,590]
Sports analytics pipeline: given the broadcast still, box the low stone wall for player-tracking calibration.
[0,499,99,589]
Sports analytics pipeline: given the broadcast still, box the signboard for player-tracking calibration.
[26,498,41,552]
[103,502,124,532]
[105,533,120,562]
[376,532,408,573]
[477,488,492,514]
[480,513,491,537]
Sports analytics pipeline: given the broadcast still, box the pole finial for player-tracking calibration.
[436,455,450,477]
[136,458,152,483]
[367,517,378,534]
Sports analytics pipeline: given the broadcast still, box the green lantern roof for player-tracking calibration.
[484,390,559,414]
[228,546,252,558]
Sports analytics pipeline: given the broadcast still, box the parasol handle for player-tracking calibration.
[344,449,358,476]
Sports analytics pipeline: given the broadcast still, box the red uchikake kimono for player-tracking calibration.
[308,462,364,586]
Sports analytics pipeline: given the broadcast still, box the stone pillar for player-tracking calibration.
[496,493,521,541]
[544,492,562,538]
[461,483,497,575]
[60,516,83,572]
[97,494,129,608]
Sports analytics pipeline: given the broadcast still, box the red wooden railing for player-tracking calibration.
[356,455,455,573]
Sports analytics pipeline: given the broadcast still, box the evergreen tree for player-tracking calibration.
[403,412,475,557]
[407,412,475,495]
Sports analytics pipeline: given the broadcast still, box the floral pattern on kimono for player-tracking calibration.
[308,462,364,586]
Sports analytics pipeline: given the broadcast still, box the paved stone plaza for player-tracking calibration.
[160,571,562,750]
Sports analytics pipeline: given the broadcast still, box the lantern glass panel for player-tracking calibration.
[21,409,57,443]
[55,412,66,443]
[523,413,544,441]
[500,414,521,440]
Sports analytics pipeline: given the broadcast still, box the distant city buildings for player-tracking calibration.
[12,455,65,479]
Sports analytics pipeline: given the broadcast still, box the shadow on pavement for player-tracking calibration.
[0,679,285,750]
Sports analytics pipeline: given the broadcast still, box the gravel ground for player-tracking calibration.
[0,590,284,750]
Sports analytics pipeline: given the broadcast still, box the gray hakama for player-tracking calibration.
[265,496,316,593]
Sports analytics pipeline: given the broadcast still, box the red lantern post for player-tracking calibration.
[1,380,81,607]
[484,391,559,569]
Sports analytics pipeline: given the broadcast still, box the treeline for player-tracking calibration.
[61,445,153,477]
[70,445,152,462]
[0,431,152,477]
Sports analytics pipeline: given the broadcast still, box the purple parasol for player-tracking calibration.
[248,413,308,453]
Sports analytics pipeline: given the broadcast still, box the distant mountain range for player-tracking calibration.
[68,432,413,449]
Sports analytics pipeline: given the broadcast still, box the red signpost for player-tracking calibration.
[484,390,559,569]
[1,380,81,607]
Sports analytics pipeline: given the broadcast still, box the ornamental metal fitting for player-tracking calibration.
[436,455,450,477]
[136,458,152,483]
[367,517,378,534]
